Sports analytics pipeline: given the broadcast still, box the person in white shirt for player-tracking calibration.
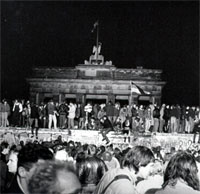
[102,151,120,170]
[84,102,93,130]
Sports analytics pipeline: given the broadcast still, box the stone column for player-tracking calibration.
[36,93,39,105]
[59,94,62,104]
[128,95,133,106]
[82,94,86,105]
[107,93,115,104]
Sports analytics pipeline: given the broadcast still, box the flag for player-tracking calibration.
[130,82,150,95]
[91,21,98,33]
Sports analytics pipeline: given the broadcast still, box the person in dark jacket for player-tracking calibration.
[29,103,40,138]
[180,105,186,134]
[153,105,160,133]
[105,101,114,124]
[193,119,200,144]
[163,105,170,133]
[188,107,196,133]
[58,101,68,129]
[12,99,23,127]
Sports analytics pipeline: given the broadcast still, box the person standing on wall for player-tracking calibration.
[1,99,10,127]
[58,101,68,129]
[67,101,76,130]
[12,99,23,127]
[47,99,58,130]
[105,101,114,124]
[153,104,160,133]
[29,102,40,138]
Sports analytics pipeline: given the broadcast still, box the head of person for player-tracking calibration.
[114,147,122,158]
[163,151,200,191]
[76,156,107,186]
[28,160,81,194]
[49,99,54,104]
[88,144,97,156]
[1,141,9,153]
[162,104,166,108]
[149,159,164,176]
[26,100,30,105]
[170,146,176,155]
[96,145,106,158]
[122,145,155,179]
[102,151,112,162]
[106,143,114,153]
[7,145,21,174]
[53,145,69,161]
[2,99,7,104]
[139,105,143,109]
[103,115,108,121]
[107,101,112,105]
[76,151,86,163]
[17,142,54,193]
[1,141,9,163]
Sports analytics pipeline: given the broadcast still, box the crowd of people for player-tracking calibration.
[0,98,200,193]
[1,136,200,194]
[0,99,200,142]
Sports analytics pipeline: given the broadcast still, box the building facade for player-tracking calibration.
[27,51,166,105]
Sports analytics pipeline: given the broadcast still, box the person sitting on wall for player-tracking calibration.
[122,117,131,143]
[88,116,97,130]
[113,117,121,134]
[99,115,114,144]
[130,117,143,141]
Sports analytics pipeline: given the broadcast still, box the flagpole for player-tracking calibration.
[130,89,132,106]
[130,82,132,105]
[96,21,99,64]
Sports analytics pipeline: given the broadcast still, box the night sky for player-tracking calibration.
[1,1,199,105]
